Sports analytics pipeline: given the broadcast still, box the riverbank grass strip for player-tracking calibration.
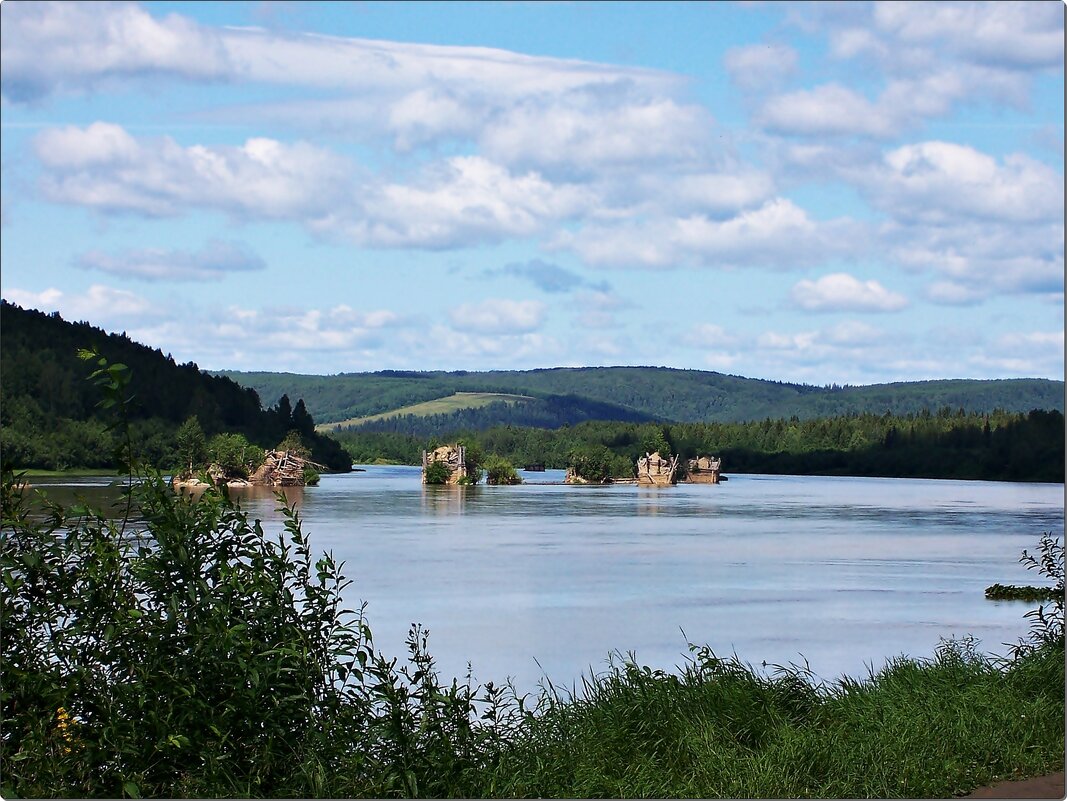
[475,641,1064,799]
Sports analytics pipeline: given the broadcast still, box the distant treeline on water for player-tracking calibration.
[335,409,1065,483]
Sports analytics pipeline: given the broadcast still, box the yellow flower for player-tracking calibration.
[54,706,78,754]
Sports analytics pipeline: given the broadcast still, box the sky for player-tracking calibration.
[1,0,1063,385]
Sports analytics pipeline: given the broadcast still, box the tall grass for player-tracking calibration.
[470,638,1063,799]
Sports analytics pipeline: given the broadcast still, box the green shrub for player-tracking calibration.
[567,444,616,482]
[208,432,263,479]
[484,455,521,485]
[424,459,452,484]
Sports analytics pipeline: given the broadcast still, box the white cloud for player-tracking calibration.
[448,298,547,335]
[790,273,908,312]
[0,1,230,102]
[872,141,1063,225]
[4,284,162,326]
[324,156,594,249]
[34,123,350,219]
[479,92,713,176]
[871,1,1064,70]
[558,198,865,270]
[970,329,1065,376]
[759,84,897,138]
[405,326,563,367]
[760,2,1061,140]
[724,44,798,90]
[683,323,740,349]
[856,144,1064,304]
[1,1,679,104]
[76,240,266,282]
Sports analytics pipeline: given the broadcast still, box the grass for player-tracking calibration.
[317,392,534,432]
[461,641,1065,799]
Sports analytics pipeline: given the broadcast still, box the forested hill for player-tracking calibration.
[0,301,349,471]
[217,366,1065,428]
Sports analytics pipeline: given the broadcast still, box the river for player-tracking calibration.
[30,467,1065,694]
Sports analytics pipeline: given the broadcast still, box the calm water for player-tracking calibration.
[32,468,1065,692]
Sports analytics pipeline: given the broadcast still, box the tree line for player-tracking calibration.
[333,408,1065,483]
[0,302,350,472]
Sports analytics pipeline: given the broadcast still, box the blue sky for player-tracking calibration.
[1,0,1063,384]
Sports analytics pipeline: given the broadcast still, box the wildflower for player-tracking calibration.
[55,706,79,754]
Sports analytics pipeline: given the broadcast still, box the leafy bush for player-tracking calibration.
[208,432,263,479]
[0,469,369,797]
[567,444,616,482]
[484,455,521,485]
[1017,533,1064,653]
[424,459,452,485]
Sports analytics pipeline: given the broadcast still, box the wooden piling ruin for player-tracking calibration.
[422,444,469,484]
[685,455,723,484]
[636,451,680,486]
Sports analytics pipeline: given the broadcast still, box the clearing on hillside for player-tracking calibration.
[316,392,534,432]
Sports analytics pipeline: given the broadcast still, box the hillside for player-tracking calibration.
[218,367,1065,434]
[0,301,350,471]
[323,392,535,429]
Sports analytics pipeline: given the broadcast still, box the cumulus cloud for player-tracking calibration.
[843,142,1066,303]
[448,298,547,335]
[790,273,908,312]
[479,91,714,177]
[32,125,596,249]
[758,84,898,138]
[3,284,162,326]
[869,141,1064,225]
[558,198,866,270]
[76,240,266,282]
[758,1,1061,140]
[323,156,594,249]
[0,1,230,102]
[34,123,350,219]
[870,1,1063,71]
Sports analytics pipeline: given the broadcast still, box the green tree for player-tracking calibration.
[292,399,315,437]
[174,416,207,477]
[278,430,312,459]
[208,433,263,479]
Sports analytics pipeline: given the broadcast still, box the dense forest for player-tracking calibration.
[220,366,1065,426]
[334,409,1065,483]
[0,302,350,472]
[332,394,657,437]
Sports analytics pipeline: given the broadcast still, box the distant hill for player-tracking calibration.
[217,367,1065,435]
[0,301,350,471]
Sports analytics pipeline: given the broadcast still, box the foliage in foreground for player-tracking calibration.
[2,467,1063,798]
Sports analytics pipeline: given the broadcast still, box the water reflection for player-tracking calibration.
[421,485,469,516]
